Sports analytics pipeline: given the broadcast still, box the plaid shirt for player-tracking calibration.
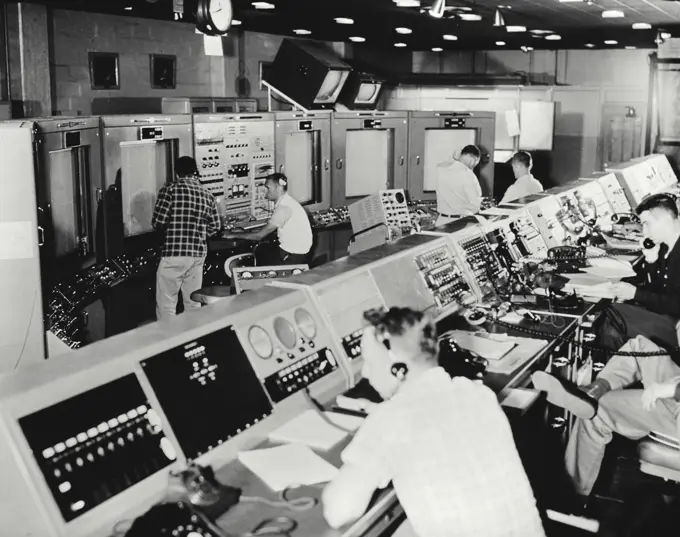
[152,178,220,257]
[342,368,545,537]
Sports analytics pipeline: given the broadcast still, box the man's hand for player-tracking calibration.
[609,281,637,302]
[641,380,680,411]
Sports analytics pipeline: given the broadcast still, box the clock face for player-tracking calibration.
[209,0,233,33]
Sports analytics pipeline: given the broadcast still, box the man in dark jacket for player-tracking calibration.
[598,193,680,350]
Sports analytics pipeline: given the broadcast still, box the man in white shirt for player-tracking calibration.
[435,144,483,226]
[500,151,544,205]
[223,173,313,265]
[322,307,545,537]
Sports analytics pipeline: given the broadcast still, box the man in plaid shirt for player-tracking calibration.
[322,307,545,537]
[152,156,221,320]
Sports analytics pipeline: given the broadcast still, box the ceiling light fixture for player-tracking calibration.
[349,36,366,42]
[602,10,624,19]
[494,9,505,27]
[530,29,552,34]
[585,43,595,48]
[293,29,311,35]
[558,0,581,3]
[604,40,618,45]
[232,19,242,25]
[394,0,420,6]
[430,0,446,18]
[124,6,132,10]
[335,17,354,24]
[632,22,651,30]
[443,34,458,41]
[506,26,526,33]
[520,45,534,52]
[395,27,412,34]
[661,31,672,40]
[432,47,443,51]
[584,0,594,6]
[459,13,482,21]
[496,41,506,46]
[394,42,407,47]
[545,34,562,41]
[252,1,275,8]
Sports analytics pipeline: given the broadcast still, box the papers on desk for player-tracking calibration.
[268,409,364,451]
[564,281,616,300]
[583,257,635,280]
[445,330,517,361]
[238,443,339,492]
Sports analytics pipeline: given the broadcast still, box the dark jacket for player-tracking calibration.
[628,239,680,318]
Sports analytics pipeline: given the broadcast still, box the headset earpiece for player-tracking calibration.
[390,363,408,380]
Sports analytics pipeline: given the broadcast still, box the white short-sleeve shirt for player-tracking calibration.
[500,174,544,204]
[435,160,483,226]
[341,368,545,537]
[269,193,313,255]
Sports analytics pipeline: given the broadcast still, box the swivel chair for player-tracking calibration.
[190,251,256,306]
[638,431,680,487]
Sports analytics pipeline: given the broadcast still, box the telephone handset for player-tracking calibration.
[643,238,656,250]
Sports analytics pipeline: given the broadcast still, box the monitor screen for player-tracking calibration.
[18,374,174,523]
[314,70,349,104]
[140,326,273,461]
[355,83,382,104]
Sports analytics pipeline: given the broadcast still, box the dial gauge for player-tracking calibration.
[273,317,297,349]
[294,308,317,339]
[248,325,273,359]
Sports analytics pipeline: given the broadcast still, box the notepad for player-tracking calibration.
[238,443,339,492]
[447,330,517,361]
[268,410,364,451]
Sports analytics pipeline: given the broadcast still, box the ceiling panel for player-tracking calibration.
[24,0,680,50]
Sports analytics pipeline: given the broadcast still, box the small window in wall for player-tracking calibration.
[150,54,177,90]
[89,52,120,90]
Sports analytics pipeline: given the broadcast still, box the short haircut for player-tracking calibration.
[265,172,288,191]
[460,145,481,159]
[363,307,438,358]
[512,151,532,170]
[175,156,198,178]
[635,193,679,218]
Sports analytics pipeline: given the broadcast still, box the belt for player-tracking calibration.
[438,213,465,219]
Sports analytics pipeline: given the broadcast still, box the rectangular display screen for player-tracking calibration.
[19,374,174,523]
[140,326,273,461]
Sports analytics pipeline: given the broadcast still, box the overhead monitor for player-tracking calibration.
[18,374,175,523]
[314,70,350,105]
[140,325,273,461]
[338,71,385,109]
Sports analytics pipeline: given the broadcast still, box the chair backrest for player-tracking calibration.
[223,253,255,278]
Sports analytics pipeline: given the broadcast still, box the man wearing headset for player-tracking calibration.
[223,173,313,265]
[322,307,545,537]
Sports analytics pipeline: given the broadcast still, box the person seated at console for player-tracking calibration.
[223,173,313,265]
[596,193,680,351]
[532,331,680,505]
[322,307,545,537]
[501,151,544,204]
[435,144,483,226]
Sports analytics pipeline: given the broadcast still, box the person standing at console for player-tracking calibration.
[501,151,544,204]
[223,173,313,265]
[435,144,483,226]
[152,156,221,320]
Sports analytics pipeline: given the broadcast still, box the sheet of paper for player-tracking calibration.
[268,410,363,451]
[0,222,34,260]
[505,109,521,137]
[485,337,548,374]
[583,257,635,279]
[238,443,339,492]
[447,330,517,361]
[204,35,224,56]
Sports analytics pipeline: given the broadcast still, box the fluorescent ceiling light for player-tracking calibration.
[632,22,651,30]
[231,19,242,25]
[349,36,366,42]
[335,17,354,24]
[585,43,595,48]
[252,1,275,8]
[601,10,624,19]
[530,29,552,34]
[432,47,443,52]
[443,34,458,41]
[395,27,412,34]
[394,42,407,47]
[545,34,562,41]
[293,29,311,35]
[506,26,526,33]
[661,31,672,39]
[394,0,420,6]
[459,14,482,21]
[558,0,582,3]
[604,40,618,45]
[496,41,506,46]
[124,6,132,10]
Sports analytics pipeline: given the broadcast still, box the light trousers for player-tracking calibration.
[155,256,205,321]
[565,335,680,495]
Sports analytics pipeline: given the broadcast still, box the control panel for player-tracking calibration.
[193,117,275,223]
[235,291,342,403]
[608,159,663,206]
[526,196,575,248]
[453,231,504,303]
[349,189,413,242]
[413,243,476,312]
[17,374,175,523]
[588,173,632,215]
[233,265,309,294]
[486,212,548,265]
[309,206,350,229]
